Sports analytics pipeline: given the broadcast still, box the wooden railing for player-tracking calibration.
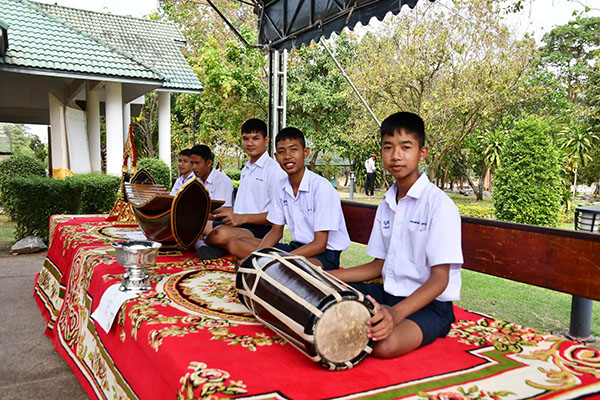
[341,200,600,302]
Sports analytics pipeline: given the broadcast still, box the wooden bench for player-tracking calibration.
[341,200,600,302]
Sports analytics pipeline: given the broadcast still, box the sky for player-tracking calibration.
[20,0,600,141]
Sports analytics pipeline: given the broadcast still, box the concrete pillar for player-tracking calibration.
[105,81,123,176]
[123,101,131,142]
[158,91,171,170]
[48,93,71,179]
[86,87,101,172]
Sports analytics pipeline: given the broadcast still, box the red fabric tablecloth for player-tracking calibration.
[34,215,600,399]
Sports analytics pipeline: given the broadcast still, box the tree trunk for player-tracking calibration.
[309,150,319,172]
[573,164,578,196]
[484,167,491,191]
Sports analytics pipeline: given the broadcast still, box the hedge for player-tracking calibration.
[225,169,241,181]
[138,158,171,189]
[3,174,120,242]
[456,204,495,219]
[0,154,46,206]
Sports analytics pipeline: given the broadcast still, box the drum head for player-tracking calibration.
[314,300,371,365]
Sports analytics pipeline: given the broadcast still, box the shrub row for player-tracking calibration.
[0,154,46,206]
[456,204,495,219]
[2,174,120,242]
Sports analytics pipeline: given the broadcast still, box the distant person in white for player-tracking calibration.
[365,153,377,196]
[170,149,195,196]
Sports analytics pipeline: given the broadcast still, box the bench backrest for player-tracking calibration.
[341,200,600,301]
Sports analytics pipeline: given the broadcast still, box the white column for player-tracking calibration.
[86,87,101,172]
[105,81,123,176]
[123,101,131,142]
[48,93,70,178]
[158,91,171,170]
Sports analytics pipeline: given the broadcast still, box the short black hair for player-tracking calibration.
[380,112,425,147]
[276,127,305,148]
[190,144,214,161]
[179,149,192,157]
[241,118,268,138]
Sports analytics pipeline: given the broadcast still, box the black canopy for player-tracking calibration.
[255,0,430,51]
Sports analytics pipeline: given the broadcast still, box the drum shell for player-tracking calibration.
[236,248,374,370]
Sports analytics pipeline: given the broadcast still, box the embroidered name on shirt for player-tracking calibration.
[255,177,264,182]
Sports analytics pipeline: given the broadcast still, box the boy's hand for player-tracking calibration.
[366,295,394,341]
[211,208,241,226]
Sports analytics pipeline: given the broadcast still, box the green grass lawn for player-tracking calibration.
[0,213,15,248]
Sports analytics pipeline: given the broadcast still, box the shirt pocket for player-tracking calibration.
[406,222,428,266]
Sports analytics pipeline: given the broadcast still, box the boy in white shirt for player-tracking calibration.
[190,144,234,206]
[170,149,194,196]
[198,119,286,259]
[329,112,463,358]
[225,127,350,270]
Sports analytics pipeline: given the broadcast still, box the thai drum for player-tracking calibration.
[236,247,375,370]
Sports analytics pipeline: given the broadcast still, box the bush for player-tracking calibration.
[225,169,241,181]
[0,154,46,206]
[3,174,120,242]
[137,158,171,189]
[493,116,562,227]
[4,177,80,241]
[65,174,120,213]
[456,204,495,219]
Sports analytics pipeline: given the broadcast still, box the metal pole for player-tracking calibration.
[321,41,380,127]
[567,207,597,343]
[268,50,274,157]
[349,170,355,201]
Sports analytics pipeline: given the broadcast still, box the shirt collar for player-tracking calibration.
[205,168,215,184]
[245,151,269,170]
[383,173,429,208]
[283,168,309,197]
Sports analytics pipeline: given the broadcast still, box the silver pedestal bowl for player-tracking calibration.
[113,240,162,292]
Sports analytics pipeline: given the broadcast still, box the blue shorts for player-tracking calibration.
[212,221,271,239]
[274,241,341,271]
[349,282,455,347]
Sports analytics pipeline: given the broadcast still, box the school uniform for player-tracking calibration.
[267,168,351,270]
[353,173,463,346]
[170,172,195,196]
[228,152,286,238]
[202,168,234,207]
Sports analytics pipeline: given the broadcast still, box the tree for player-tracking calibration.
[494,116,563,227]
[557,122,600,195]
[347,0,537,189]
[540,16,600,106]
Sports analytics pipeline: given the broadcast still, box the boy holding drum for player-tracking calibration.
[225,127,351,270]
[329,112,463,358]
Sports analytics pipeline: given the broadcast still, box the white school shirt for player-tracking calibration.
[203,168,234,207]
[365,157,376,173]
[169,172,196,196]
[366,173,463,301]
[234,152,286,214]
[267,169,351,251]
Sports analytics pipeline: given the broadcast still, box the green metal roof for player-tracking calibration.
[0,0,163,81]
[34,1,202,92]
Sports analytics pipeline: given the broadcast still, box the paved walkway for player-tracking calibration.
[0,248,87,399]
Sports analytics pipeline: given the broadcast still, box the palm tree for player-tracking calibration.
[558,123,600,195]
[480,128,505,191]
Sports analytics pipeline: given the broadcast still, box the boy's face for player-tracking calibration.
[190,154,212,181]
[381,129,427,184]
[275,138,309,176]
[177,155,192,175]
[242,131,269,162]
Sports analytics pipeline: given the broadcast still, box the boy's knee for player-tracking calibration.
[206,226,228,246]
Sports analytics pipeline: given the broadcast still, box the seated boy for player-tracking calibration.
[328,112,463,358]
[190,144,234,207]
[170,149,194,196]
[224,127,350,270]
[198,119,286,259]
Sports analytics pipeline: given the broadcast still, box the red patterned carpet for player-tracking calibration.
[34,215,600,399]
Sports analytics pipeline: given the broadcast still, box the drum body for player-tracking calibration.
[236,248,374,370]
